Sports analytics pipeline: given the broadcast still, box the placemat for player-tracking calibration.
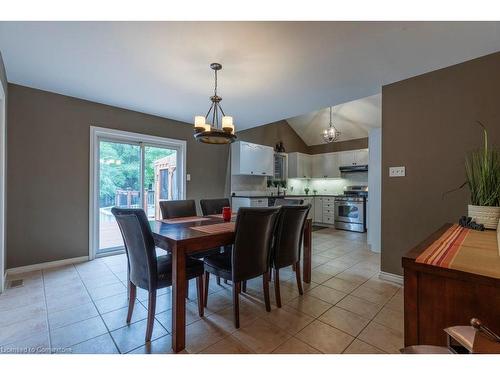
[190,222,235,234]
[161,216,211,224]
[416,224,500,279]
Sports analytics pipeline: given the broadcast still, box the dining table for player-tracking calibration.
[150,214,312,353]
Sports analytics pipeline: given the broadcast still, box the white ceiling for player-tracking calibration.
[287,94,381,145]
[0,22,499,133]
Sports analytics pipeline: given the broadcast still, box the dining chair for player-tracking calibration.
[273,198,304,206]
[112,207,205,342]
[203,207,281,328]
[159,199,197,219]
[159,199,224,286]
[200,198,230,216]
[270,204,311,307]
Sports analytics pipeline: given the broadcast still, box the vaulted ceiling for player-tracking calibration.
[0,22,499,137]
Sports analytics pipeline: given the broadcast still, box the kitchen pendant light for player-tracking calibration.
[322,106,341,143]
[193,63,236,144]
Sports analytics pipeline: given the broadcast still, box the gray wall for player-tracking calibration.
[381,51,500,276]
[308,137,368,154]
[0,52,7,277]
[7,84,229,268]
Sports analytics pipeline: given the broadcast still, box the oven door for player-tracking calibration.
[334,200,364,224]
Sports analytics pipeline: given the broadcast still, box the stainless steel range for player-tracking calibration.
[334,185,367,233]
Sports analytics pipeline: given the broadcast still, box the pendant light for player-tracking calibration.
[322,106,341,143]
[193,63,237,144]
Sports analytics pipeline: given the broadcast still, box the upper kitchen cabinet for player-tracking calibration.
[231,141,274,176]
[339,149,369,167]
[288,152,312,179]
[312,153,340,178]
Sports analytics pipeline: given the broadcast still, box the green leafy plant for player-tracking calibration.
[465,122,500,207]
[280,180,287,189]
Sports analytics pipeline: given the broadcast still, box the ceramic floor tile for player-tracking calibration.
[358,321,404,354]
[0,301,46,328]
[46,292,93,313]
[296,320,354,354]
[318,306,370,336]
[155,301,205,332]
[0,315,48,346]
[200,336,254,354]
[373,306,404,333]
[48,302,99,330]
[272,337,321,354]
[286,294,332,318]
[128,335,180,354]
[310,270,333,284]
[51,316,108,349]
[261,305,314,335]
[322,277,361,293]
[111,318,168,353]
[101,303,148,331]
[306,285,346,305]
[336,295,383,320]
[363,278,400,295]
[87,282,127,300]
[67,333,119,354]
[343,339,386,354]
[94,292,133,315]
[384,292,404,313]
[231,317,290,353]
[0,331,51,354]
[184,318,230,353]
[350,284,395,305]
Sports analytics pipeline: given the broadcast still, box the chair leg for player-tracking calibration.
[274,268,282,308]
[145,290,156,342]
[262,273,271,312]
[216,276,221,286]
[196,275,204,317]
[242,281,247,293]
[186,282,189,299]
[233,281,240,328]
[126,281,136,323]
[204,271,210,307]
[295,261,304,295]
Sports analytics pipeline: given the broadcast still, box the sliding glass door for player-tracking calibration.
[92,128,186,256]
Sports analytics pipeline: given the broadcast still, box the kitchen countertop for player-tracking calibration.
[231,194,341,198]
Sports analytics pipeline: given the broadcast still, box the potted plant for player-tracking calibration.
[304,187,310,195]
[465,122,500,229]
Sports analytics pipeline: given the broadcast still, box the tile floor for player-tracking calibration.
[0,228,404,354]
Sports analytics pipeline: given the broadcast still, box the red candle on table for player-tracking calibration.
[222,206,231,222]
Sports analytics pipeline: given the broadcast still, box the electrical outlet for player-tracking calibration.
[389,166,405,177]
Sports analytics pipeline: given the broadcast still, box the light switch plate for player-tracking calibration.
[186,174,191,181]
[389,166,405,177]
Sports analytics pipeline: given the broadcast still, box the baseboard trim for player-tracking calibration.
[6,256,89,276]
[378,271,404,285]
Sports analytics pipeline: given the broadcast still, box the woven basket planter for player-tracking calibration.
[468,205,500,229]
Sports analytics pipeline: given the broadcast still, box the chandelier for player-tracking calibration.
[193,63,237,144]
[322,106,341,143]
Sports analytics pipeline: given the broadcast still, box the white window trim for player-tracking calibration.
[0,83,5,293]
[89,126,187,260]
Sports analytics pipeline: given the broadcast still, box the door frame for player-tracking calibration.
[89,126,187,260]
[0,83,5,293]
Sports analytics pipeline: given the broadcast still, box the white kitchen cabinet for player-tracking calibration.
[312,153,340,178]
[288,152,312,179]
[313,197,323,223]
[301,197,314,219]
[339,149,369,167]
[231,197,269,212]
[231,141,274,176]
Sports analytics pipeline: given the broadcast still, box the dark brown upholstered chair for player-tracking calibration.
[270,204,311,307]
[200,198,230,216]
[273,198,304,206]
[203,207,281,328]
[112,207,205,342]
[159,199,197,219]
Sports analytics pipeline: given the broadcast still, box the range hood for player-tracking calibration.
[339,165,368,173]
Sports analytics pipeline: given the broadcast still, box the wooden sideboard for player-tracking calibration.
[402,224,500,347]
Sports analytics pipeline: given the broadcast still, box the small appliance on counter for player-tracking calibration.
[334,185,367,233]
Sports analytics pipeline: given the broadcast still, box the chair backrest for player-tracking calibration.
[159,199,197,219]
[274,198,304,206]
[272,204,311,268]
[200,198,230,216]
[232,207,280,282]
[111,208,157,290]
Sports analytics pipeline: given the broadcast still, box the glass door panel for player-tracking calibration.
[98,140,141,254]
[144,145,178,220]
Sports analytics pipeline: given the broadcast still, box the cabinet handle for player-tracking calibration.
[261,172,266,175]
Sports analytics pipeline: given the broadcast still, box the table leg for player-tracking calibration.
[171,244,186,352]
[303,219,312,283]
